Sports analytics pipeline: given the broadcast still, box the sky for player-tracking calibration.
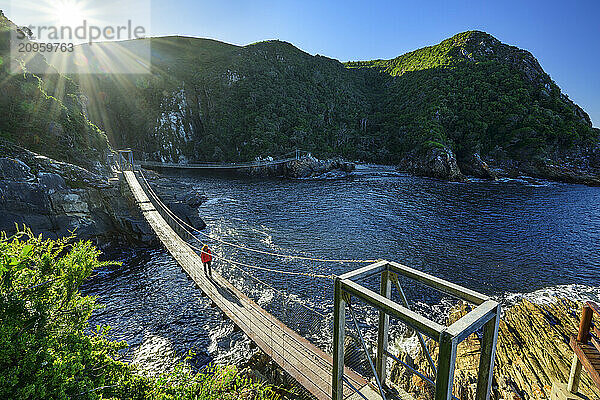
[4,0,599,126]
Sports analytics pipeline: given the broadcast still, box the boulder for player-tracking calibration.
[398,147,465,182]
[0,158,35,182]
[185,191,208,208]
[51,192,90,215]
[166,202,207,231]
[458,153,497,180]
[37,172,66,193]
[0,181,52,213]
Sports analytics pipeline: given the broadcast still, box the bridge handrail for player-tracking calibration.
[122,156,500,400]
[136,156,303,169]
[137,170,340,278]
[332,263,500,400]
[134,169,332,320]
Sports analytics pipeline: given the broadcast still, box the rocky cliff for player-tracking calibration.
[390,299,600,399]
[0,141,151,244]
[0,140,205,245]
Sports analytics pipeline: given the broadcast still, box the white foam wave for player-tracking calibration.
[499,284,600,307]
[201,197,237,206]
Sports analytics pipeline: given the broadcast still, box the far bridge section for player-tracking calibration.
[115,149,501,400]
[134,150,308,172]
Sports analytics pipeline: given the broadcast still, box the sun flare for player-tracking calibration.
[53,0,86,27]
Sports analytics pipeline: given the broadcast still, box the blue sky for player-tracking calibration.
[148,0,600,127]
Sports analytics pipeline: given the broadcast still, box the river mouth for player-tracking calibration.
[81,164,600,370]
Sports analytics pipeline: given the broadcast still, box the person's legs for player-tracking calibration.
[203,262,207,274]
[207,261,212,276]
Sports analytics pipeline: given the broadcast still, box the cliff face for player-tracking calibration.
[390,299,600,399]
[0,140,153,244]
[0,140,207,244]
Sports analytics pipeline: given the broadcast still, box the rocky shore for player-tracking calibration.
[247,155,355,178]
[389,298,600,400]
[398,145,600,185]
[0,141,205,246]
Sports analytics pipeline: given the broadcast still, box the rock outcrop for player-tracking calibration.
[0,152,151,244]
[390,299,600,399]
[0,141,206,245]
[248,155,355,178]
[483,146,600,186]
[458,153,497,180]
[398,147,465,182]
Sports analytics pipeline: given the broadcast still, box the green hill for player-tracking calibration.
[0,11,109,167]
[73,36,371,163]
[1,10,598,182]
[71,30,598,181]
[347,31,599,179]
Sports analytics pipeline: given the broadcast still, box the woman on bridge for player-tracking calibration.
[201,245,212,276]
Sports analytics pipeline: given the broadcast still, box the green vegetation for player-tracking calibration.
[0,227,279,400]
[347,31,598,164]
[0,7,597,175]
[76,37,371,162]
[0,12,109,167]
[72,30,598,169]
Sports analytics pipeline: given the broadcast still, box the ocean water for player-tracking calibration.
[81,165,600,368]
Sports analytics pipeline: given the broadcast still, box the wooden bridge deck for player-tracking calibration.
[122,170,382,400]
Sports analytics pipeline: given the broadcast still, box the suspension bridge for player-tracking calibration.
[114,149,501,400]
[120,149,310,172]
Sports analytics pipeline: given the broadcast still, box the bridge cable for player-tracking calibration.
[136,170,332,322]
[137,169,338,281]
[138,169,379,265]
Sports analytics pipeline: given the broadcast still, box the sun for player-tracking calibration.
[53,0,86,28]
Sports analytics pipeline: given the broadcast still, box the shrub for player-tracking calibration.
[0,227,280,400]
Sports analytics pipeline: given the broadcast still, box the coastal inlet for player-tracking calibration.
[81,164,600,374]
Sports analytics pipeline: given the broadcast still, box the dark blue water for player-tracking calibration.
[82,165,600,366]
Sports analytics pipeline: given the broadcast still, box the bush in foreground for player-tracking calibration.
[0,228,279,399]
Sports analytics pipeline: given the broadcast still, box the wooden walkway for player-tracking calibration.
[122,170,382,400]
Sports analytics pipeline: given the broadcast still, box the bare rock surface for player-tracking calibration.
[0,142,154,244]
[390,299,600,399]
[398,147,465,182]
[247,155,355,178]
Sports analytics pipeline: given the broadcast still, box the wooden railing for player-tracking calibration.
[567,301,600,394]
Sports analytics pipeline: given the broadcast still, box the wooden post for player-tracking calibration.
[435,331,457,400]
[475,303,500,400]
[568,304,593,393]
[567,354,583,393]
[376,270,391,384]
[577,305,593,343]
[332,278,346,400]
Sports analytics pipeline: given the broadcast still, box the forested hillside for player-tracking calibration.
[1,8,598,182]
[347,31,599,179]
[0,12,109,167]
[72,30,598,181]
[74,36,373,163]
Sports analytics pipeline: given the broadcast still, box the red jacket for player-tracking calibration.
[201,248,212,263]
